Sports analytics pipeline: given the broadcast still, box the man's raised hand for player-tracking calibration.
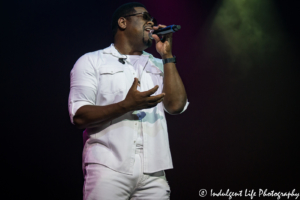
[120,78,165,112]
[151,24,173,58]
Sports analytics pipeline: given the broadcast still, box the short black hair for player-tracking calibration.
[111,2,146,38]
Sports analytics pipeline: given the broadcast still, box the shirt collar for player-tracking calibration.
[103,43,154,59]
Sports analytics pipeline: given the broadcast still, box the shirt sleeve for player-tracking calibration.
[163,99,189,114]
[68,53,98,124]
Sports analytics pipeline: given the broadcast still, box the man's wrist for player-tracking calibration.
[118,100,131,113]
[162,54,173,59]
[162,56,176,64]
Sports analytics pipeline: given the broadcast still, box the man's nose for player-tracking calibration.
[147,20,154,26]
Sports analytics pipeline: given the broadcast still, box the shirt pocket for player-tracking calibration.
[98,67,126,94]
[145,67,163,95]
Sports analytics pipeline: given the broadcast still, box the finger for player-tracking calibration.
[157,24,167,28]
[146,98,164,108]
[153,26,159,30]
[147,93,165,102]
[130,78,139,91]
[153,25,167,31]
[146,103,158,108]
[153,24,166,30]
[142,85,159,96]
[151,34,161,43]
[154,97,164,104]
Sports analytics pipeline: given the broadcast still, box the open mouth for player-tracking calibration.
[144,27,153,33]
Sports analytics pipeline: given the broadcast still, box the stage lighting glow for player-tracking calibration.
[206,0,285,75]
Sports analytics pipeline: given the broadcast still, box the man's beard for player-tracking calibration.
[143,37,153,48]
[142,25,153,48]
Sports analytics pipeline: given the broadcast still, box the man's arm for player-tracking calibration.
[73,103,127,129]
[73,78,165,129]
[152,25,187,114]
[161,56,187,114]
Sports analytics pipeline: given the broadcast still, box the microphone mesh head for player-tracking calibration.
[174,25,181,31]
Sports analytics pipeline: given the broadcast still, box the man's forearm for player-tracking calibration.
[72,77,165,129]
[73,102,128,129]
[162,55,187,114]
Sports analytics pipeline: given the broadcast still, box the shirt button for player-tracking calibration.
[135,123,137,125]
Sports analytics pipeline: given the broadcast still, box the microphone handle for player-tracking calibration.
[152,25,181,35]
[149,25,181,39]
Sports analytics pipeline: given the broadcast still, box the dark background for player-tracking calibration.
[2,0,299,199]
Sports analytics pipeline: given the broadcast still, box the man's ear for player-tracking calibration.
[118,17,127,30]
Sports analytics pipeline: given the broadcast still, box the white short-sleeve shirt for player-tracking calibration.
[68,44,189,175]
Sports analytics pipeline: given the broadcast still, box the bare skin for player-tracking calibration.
[73,7,187,129]
[151,24,187,114]
[73,78,164,129]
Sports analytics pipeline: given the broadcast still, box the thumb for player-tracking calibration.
[130,78,139,91]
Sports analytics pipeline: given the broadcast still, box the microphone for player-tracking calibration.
[149,25,181,39]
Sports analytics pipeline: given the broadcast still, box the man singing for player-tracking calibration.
[68,2,189,199]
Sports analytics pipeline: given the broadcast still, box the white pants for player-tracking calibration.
[83,149,171,200]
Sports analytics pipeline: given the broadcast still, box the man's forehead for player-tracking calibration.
[134,7,148,13]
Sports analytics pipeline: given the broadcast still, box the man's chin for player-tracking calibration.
[143,38,153,48]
